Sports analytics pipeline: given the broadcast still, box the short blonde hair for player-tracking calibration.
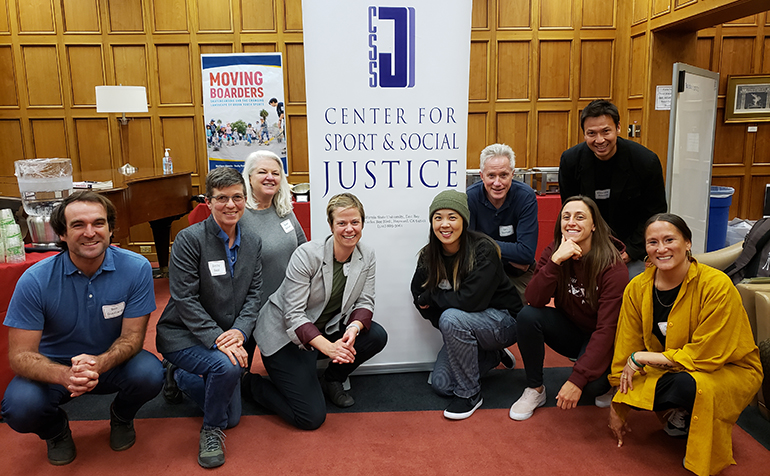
[326,193,365,227]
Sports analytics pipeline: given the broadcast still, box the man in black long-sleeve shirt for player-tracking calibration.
[558,100,667,278]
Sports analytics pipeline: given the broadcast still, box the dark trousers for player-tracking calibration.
[250,321,387,430]
[517,305,609,393]
[650,372,696,412]
[1,350,163,440]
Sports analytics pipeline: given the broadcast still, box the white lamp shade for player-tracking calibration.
[95,86,148,113]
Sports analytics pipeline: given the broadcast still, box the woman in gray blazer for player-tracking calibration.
[247,193,387,430]
[156,167,262,468]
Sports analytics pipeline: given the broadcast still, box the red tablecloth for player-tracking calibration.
[293,201,311,240]
[536,194,562,261]
[0,251,58,396]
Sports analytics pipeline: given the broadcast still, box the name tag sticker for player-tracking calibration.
[595,189,611,200]
[102,302,125,320]
[281,219,294,234]
[208,260,227,276]
[499,225,514,237]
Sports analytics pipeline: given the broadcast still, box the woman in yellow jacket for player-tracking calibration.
[608,213,762,476]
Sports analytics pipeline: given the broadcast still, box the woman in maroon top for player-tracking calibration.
[509,195,628,421]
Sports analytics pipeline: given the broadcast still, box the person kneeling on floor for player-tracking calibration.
[1,191,163,466]
[245,193,387,430]
[156,167,263,469]
[608,213,763,476]
[411,189,521,420]
[509,196,627,421]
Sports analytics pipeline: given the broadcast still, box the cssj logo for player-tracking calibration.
[368,6,416,88]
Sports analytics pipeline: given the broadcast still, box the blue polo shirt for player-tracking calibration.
[4,246,156,361]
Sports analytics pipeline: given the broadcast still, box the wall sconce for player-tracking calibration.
[95,86,148,175]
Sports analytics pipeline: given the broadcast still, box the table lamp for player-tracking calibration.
[95,86,148,175]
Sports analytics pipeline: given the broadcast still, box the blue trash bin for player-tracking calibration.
[706,186,735,252]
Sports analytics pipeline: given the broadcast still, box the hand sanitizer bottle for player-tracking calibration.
[163,148,173,174]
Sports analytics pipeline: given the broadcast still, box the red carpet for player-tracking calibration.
[1,407,767,475]
[3,278,767,474]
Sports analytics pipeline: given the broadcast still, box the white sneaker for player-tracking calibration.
[509,386,546,421]
[594,386,618,408]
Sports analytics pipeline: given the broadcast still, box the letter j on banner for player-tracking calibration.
[368,6,416,88]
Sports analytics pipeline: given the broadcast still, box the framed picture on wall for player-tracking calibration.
[725,75,770,123]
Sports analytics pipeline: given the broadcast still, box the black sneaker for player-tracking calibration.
[46,418,76,465]
[162,359,183,404]
[198,428,226,468]
[320,376,355,408]
[500,348,516,369]
[109,404,136,451]
[444,392,483,420]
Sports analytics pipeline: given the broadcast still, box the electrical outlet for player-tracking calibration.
[140,245,151,253]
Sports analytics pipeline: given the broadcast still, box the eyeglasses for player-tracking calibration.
[210,194,245,205]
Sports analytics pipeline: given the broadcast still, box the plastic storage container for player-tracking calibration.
[706,186,735,252]
[14,158,73,217]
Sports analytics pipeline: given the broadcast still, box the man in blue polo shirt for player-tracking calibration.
[1,191,162,466]
[467,143,538,306]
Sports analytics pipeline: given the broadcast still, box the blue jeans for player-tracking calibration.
[1,350,163,440]
[164,345,244,430]
[432,308,517,398]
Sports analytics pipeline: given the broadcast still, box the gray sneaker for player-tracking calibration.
[594,386,618,408]
[198,428,226,468]
[664,409,690,438]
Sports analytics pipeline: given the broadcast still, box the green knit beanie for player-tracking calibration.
[429,189,470,224]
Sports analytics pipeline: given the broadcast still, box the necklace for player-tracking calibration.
[653,285,677,308]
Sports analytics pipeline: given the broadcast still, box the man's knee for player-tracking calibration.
[119,351,164,397]
[2,377,56,433]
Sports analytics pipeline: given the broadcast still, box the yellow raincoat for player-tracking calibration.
[610,260,763,476]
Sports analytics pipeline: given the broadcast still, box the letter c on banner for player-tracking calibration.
[419,160,439,188]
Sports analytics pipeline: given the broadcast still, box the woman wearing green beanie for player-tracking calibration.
[410,189,522,420]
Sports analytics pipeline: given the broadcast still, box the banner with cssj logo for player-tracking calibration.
[303,1,473,371]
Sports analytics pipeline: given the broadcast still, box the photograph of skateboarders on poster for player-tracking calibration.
[202,53,288,171]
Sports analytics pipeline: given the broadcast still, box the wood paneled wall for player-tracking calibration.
[693,16,770,220]
[624,0,770,221]
[468,0,618,170]
[0,0,768,257]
